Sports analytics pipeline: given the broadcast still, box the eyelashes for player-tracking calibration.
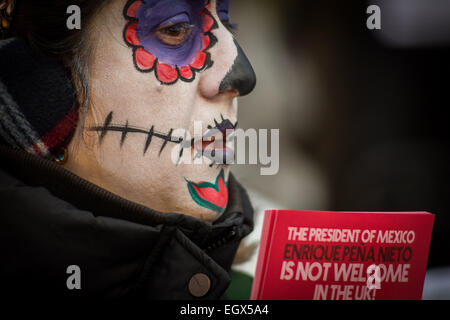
[153,12,195,46]
[155,22,194,46]
[153,11,237,48]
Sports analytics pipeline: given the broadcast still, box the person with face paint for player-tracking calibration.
[0,0,256,300]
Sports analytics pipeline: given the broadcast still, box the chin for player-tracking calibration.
[181,206,222,222]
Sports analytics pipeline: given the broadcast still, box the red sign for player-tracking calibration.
[251,210,434,300]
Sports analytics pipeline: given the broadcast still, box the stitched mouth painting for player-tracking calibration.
[89,111,236,216]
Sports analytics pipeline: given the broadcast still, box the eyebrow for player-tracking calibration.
[134,0,203,30]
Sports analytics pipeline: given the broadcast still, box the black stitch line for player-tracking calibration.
[91,113,182,157]
[177,130,190,165]
[214,118,236,132]
[93,125,181,144]
[144,125,154,155]
[177,147,184,166]
[99,112,113,143]
[191,116,237,165]
[92,114,237,159]
[191,117,237,150]
[120,120,129,147]
[159,128,173,156]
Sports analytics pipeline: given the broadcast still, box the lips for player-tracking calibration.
[186,169,229,214]
[193,119,236,165]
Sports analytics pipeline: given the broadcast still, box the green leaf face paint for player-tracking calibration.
[186,169,228,214]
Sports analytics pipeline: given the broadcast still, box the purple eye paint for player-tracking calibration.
[135,0,203,67]
[158,13,190,29]
[217,0,230,21]
[123,0,218,85]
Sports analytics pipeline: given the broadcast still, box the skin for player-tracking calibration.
[65,0,255,221]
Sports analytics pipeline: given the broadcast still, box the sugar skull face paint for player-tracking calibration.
[124,0,218,84]
[65,0,257,222]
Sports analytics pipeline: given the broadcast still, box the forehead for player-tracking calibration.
[136,0,205,27]
[140,0,205,8]
[137,0,231,11]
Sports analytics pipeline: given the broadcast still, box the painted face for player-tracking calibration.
[124,0,216,84]
[67,0,256,221]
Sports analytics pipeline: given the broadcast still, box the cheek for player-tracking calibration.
[91,33,199,129]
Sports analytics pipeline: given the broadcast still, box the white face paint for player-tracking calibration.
[65,0,256,221]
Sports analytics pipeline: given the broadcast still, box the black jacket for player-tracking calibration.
[0,145,254,300]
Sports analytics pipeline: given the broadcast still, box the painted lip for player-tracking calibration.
[192,119,236,165]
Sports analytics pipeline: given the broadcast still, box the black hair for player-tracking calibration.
[12,0,110,131]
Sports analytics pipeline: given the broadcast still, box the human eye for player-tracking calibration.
[154,13,194,46]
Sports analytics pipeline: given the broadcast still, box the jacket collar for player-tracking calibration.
[0,144,254,299]
[0,144,254,253]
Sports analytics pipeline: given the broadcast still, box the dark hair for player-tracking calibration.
[13,0,109,130]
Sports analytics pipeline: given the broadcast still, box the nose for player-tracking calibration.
[198,21,256,99]
[219,40,256,97]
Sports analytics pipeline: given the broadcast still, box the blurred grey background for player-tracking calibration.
[229,0,450,273]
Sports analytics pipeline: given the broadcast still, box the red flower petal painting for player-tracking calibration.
[123,0,218,85]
